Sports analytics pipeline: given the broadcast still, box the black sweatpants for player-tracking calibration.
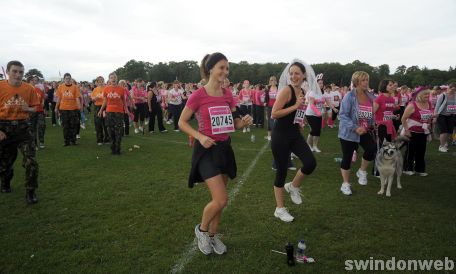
[168,104,182,130]
[254,105,264,127]
[271,131,316,187]
[403,132,427,173]
[339,133,377,170]
[149,103,166,132]
[306,115,322,136]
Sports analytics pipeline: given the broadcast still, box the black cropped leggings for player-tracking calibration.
[271,130,317,187]
[339,133,376,170]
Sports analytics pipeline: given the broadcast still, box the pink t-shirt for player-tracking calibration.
[268,86,278,107]
[409,102,433,133]
[253,90,265,106]
[131,86,148,104]
[358,100,373,130]
[375,94,396,123]
[429,94,438,110]
[238,89,253,105]
[186,87,236,142]
[398,93,409,106]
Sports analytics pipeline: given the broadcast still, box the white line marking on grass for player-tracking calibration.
[170,142,269,274]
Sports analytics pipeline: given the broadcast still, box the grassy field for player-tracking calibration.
[1,115,455,274]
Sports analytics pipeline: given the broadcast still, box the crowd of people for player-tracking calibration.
[1,57,455,255]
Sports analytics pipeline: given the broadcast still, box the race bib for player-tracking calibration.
[401,95,408,105]
[419,110,433,122]
[447,105,456,114]
[269,92,277,99]
[358,105,372,129]
[294,105,306,125]
[242,95,250,102]
[209,106,235,134]
[383,110,395,121]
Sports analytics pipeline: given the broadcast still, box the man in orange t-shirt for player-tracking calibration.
[0,60,40,204]
[28,75,47,149]
[91,76,109,145]
[98,72,128,155]
[55,73,81,146]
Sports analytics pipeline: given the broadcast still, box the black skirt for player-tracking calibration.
[188,137,237,188]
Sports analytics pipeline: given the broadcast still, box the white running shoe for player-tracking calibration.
[39,143,45,149]
[309,146,315,152]
[80,124,86,129]
[403,171,415,175]
[210,235,227,255]
[243,128,246,133]
[274,207,294,222]
[340,182,352,195]
[416,172,428,177]
[438,146,448,152]
[246,127,250,132]
[145,119,149,125]
[97,143,103,146]
[194,224,212,255]
[166,120,173,125]
[134,128,139,134]
[139,126,144,132]
[288,166,297,171]
[265,136,271,141]
[356,169,368,185]
[76,134,80,139]
[284,182,303,204]
[313,146,321,153]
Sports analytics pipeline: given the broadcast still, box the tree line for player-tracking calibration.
[19,59,456,90]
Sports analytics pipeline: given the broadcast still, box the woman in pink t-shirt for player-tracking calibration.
[178,53,252,256]
[131,79,148,133]
[264,76,278,140]
[252,84,266,128]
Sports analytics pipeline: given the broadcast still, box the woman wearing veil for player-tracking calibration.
[270,60,317,222]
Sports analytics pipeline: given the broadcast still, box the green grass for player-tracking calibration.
[1,115,455,274]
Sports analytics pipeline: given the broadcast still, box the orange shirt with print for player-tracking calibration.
[34,86,46,112]
[56,84,80,110]
[91,86,105,106]
[103,85,125,113]
[0,80,40,120]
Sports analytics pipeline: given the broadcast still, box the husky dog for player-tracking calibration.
[376,136,408,197]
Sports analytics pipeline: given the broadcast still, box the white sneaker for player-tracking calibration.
[194,224,212,255]
[80,124,86,129]
[166,120,173,125]
[438,146,448,152]
[174,129,180,132]
[145,119,149,125]
[290,153,297,159]
[134,128,139,134]
[284,182,303,204]
[288,166,297,171]
[265,136,271,141]
[76,134,80,139]
[39,143,45,149]
[309,146,315,152]
[313,146,321,153]
[246,127,250,132]
[356,169,368,185]
[97,143,103,146]
[243,128,246,133]
[403,171,415,176]
[274,207,294,222]
[139,126,144,132]
[340,182,352,195]
[416,172,428,177]
[210,235,227,255]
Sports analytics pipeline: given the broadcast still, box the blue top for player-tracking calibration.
[338,89,375,142]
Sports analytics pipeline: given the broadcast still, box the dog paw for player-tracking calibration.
[386,193,391,197]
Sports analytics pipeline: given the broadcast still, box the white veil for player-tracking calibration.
[278,59,319,98]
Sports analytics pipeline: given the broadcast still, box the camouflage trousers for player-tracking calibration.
[94,106,110,143]
[29,111,46,146]
[0,121,39,189]
[60,110,79,144]
[106,112,124,154]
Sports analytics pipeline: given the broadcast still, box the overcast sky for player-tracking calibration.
[1,0,455,81]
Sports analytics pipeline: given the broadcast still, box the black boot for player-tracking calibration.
[26,189,38,204]
[1,181,11,193]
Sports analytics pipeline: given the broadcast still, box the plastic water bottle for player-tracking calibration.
[296,240,306,261]
[250,134,256,143]
[285,242,295,266]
